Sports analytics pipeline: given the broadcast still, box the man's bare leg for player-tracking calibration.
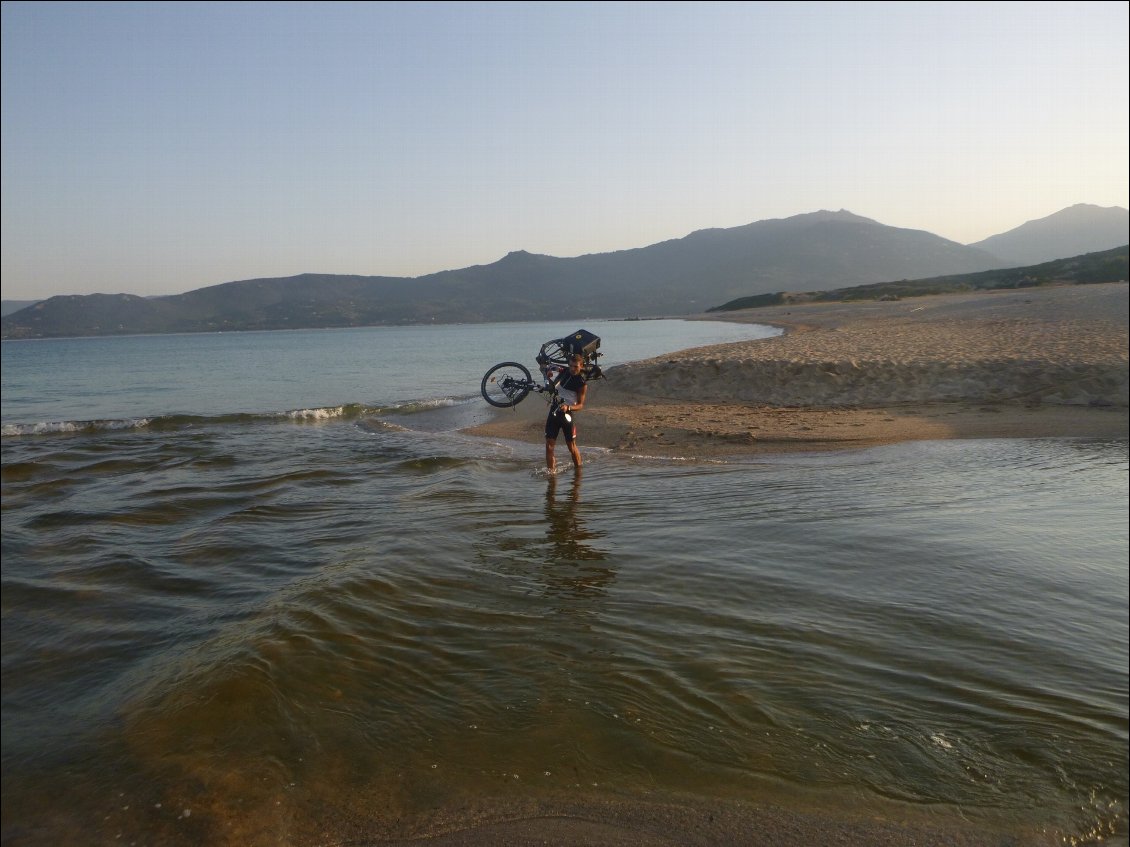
[567,439,582,468]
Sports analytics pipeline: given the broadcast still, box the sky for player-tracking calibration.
[2,1,1128,301]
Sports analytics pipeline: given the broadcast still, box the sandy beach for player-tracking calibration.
[466,282,1129,458]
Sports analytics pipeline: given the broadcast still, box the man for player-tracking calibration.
[545,353,588,471]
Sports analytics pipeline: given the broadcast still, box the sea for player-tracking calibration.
[1,319,1126,846]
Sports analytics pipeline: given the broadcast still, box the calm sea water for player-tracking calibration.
[1,320,1126,846]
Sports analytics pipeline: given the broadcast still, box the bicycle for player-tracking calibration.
[480,329,604,408]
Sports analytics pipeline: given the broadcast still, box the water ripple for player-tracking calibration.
[2,425,1126,846]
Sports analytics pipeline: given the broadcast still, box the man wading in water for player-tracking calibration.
[545,353,588,472]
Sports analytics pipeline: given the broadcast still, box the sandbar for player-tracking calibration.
[465,282,1128,458]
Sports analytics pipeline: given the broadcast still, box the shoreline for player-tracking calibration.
[464,282,1129,457]
[441,283,1129,847]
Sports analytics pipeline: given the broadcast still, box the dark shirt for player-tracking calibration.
[555,372,586,406]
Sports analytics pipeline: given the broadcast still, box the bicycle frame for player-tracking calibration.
[480,330,604,409]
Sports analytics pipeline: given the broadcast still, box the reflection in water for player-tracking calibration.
[541,469,614,600]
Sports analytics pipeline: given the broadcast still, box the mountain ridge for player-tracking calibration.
[968,203,1129,265]
[4,205,1127,338]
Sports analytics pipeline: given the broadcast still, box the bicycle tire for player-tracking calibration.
[537,339,572,371]
[537,336,603,381]
[481,362,533,408]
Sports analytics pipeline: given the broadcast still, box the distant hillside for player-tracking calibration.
[1,300,41,317]
[707,245,1129,312]
[1,210,1008,339]
[6,204,1129,340]
[968,204,1128,265]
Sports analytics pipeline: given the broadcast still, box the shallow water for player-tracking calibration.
[1,322,1126,846]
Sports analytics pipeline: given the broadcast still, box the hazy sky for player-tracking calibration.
[2,1,1127,300]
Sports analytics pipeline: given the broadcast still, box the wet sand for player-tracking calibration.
[467,282,1128,459]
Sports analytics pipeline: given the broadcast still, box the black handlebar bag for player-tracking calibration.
[563,329,601,359]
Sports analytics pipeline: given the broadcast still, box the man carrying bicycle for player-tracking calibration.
[545,353,588,471]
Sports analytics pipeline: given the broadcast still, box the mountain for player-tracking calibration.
[968,204,1129,265]
[1,300,42,317]
[2,210,1011,339]
[8,204,1129,340]
[708,245,1129,312]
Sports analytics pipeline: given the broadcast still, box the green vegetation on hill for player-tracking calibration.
[707,245,1129,312]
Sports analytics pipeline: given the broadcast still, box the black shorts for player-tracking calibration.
[545,408,577,442]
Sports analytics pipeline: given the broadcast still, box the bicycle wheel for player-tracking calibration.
[537,339,572,371]
[481,362,533,407]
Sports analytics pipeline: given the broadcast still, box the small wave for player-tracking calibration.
[357,418,411,434]
[285,405,353,422]
[379,397,463,415]
[615,450,729,464]
[2,418,153,437]
[0,397,475,439]
[291,398,475,426]
[1,402,392,438]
